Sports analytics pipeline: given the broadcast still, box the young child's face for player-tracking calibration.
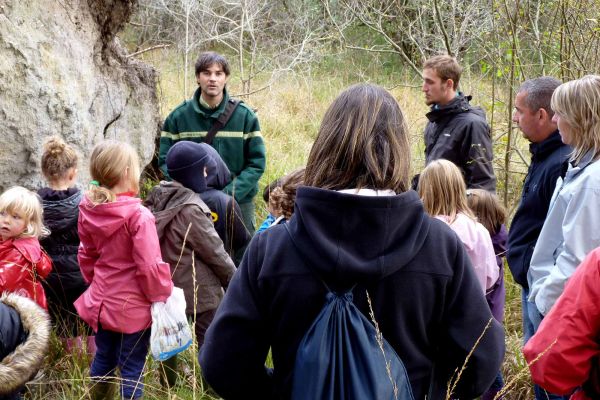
[0,209,26,241]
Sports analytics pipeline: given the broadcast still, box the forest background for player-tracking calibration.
[35,0,600,399]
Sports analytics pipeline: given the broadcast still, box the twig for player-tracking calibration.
[126,44,171,58]
[366,290,399,400]
[446,318,493,399]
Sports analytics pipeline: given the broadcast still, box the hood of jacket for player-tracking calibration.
[144,181,211,238]
[202,143,232,190]
[40,189,82,233]
[426,93,485,123]
[78,195,142,239]
[0,293,50,394]
[285,187,431,287]
[4,237,46,265]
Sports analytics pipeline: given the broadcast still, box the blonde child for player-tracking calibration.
[75,140,173,400]
[38,136,92,352]
[418,159,499,293]
[466,188,508,400]
[0,186,52,309]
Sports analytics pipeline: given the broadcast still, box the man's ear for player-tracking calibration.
[539,108,550,123]
[444,79,455,91]
[196,74,201,86]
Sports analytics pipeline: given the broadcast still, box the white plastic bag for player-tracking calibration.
[150,287,193,361]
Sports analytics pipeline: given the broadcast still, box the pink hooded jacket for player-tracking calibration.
[74,194,173,334]
[436,213,499,294]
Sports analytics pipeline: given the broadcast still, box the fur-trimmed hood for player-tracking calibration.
[0,293,50,395]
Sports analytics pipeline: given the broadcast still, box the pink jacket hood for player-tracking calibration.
[79,195,141,239]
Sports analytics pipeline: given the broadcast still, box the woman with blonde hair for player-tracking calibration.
[418,159,499,293]
[200,84,504,399]
[528,75,600,324]
[523,75,600,400]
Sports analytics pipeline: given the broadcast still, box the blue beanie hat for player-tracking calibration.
[166,141,209,193]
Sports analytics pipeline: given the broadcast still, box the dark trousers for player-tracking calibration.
[236,201,255,264]
[90,326,150,399]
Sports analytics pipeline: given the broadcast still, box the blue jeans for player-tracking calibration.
[90,326,150,399]
[521,288,536,344]
[523,292,569,400]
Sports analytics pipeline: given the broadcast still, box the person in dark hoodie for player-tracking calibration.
[0,292,51,400]
[200,83,505,399]
[144,142,237,386]
[420,55,496,192]
[166,142,251,263]
[38,136,93,354]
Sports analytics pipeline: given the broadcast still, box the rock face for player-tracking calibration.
[0,0,159,191]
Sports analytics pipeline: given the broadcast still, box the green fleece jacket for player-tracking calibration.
[159,88,266,204]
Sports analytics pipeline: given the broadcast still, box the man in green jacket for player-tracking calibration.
[159,51,266,235]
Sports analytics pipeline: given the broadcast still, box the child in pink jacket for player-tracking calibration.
[75,140,173,400]
[418,159,499,294]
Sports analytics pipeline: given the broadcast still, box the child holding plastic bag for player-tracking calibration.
[75,140,173,400]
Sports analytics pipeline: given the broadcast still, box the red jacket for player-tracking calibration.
[524,247,600,399]
[0,237,52,309]
[75,194,173,334]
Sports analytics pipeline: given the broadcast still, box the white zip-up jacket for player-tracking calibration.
[528,150,600,316]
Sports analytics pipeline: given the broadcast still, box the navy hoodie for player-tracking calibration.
[200,187,504,399]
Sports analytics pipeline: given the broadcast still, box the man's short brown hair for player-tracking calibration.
[423,55,462,90]
[195,51,231,77]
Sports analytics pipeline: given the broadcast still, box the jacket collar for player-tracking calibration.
[191,87,229,118]
[529,130,565,161]
[1,237,44,264]
[426,92,472,122]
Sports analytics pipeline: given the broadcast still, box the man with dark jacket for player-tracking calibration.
[159,51,266,235]
[421,55,496,191]
[507,77,569,400]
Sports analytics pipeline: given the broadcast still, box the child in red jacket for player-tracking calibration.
[0,186,52,309]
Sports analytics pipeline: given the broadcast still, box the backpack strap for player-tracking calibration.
[204,98,241,145]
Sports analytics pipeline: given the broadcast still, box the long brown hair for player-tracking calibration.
[418,159,474,222]
[87,140,141,205]
[466,189,507,235]
[303,84,410,193]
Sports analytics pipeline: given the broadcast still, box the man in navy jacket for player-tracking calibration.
[507,76,570,399]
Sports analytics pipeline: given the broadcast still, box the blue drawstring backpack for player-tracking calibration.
[290,287,415,400]
[287,225,414,400]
